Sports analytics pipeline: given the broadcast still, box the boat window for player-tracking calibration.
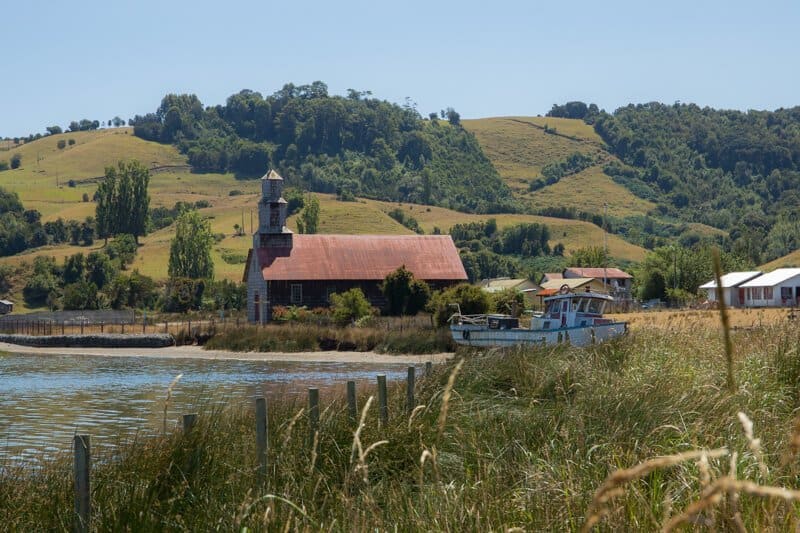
[587,298,604,314]
[577,298,589,313]
[561,301,569,313]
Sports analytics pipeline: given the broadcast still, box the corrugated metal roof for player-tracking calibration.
[740,268,800,288]
[256,235,468,281]
[699,271,762,289]
[481,278,537,290]
[537,288,559,296]
[540,277,595,290]
[564,267,633,279]
[0,300,13,305]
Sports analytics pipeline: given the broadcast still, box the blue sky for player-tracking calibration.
[3,0,799,137]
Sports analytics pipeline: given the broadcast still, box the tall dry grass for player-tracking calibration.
[4,321,800,529]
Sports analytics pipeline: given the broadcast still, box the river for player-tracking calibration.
[0,351,423,465]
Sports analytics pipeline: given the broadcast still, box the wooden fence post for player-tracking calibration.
[308,388,319,448]
[346,380,357,422]
[165,321,169,334]
[377,374,388,426]
[73,435,91,533]
[62,321,65,335]
[183,414,197,432]
[425,361,432,374]
[406,366,415,413]
[255,397,268,482]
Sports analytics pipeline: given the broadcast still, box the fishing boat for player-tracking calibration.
[450,286,627,347]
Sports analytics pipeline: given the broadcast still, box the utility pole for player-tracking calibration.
[603,203,608,293]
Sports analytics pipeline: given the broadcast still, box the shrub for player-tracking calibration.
[106,234,138,267]
[57,140,66,149]
[490,287,525,316]
[68,138,76,146]
[381,266,430,315]
[228,189,243,196]
[429,283,490,326]
[10,153,21,169]
[162,277,206,312]
[329,288,372,325]
[0,160,8,171]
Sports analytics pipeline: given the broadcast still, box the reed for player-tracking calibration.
[6,322,800,530]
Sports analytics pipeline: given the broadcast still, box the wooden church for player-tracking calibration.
[244,170,468,323]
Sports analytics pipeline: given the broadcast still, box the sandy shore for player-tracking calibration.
[0,342,452,364]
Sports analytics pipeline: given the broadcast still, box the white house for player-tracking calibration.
[739,268,800,307]
[698,271,762,308]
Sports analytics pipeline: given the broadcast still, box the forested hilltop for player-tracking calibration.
[564,102,800,264]
[130,82,516,214]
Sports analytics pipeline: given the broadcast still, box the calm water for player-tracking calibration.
[0,352,415,464]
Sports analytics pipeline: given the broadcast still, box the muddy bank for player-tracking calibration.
[0,333,174,348]
[0,341,452,364]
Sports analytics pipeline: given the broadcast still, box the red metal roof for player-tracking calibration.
[537,288,559,297]
[255,235,468,281]
[564,267,632,279]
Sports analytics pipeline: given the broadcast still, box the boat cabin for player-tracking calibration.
[532,292,614,331]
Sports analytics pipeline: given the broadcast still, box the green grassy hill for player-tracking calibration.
[0,126,649,310]
[461,116,656,217]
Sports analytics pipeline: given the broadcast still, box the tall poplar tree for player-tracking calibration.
[168,209,214,280]
[95,160,150,244]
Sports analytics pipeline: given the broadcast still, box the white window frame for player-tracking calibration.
[290,284,303,304]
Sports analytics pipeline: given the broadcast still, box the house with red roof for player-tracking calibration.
[563,267,633,300]
[244,171,467,323]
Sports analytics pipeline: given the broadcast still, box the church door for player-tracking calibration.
[254,294,260,323]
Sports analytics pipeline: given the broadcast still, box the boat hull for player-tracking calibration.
[450,322,627,348]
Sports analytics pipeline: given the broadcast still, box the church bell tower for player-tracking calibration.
[255,170,293,249]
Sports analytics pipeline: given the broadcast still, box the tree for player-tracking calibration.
[445,107,461,126]
[296,195,320,234]
[95,160,150,243]
[62,280,99,310]
[330,288,372,325]
[168,209,214,280]
[10,153,21,169]
[46,126,63,135]
[569,246,608,267]
[429,283,490,326]
[381,266,430,316]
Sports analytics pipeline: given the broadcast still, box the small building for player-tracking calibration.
[0,299,13,315]
[739,268,800,308]
[244,170,468,322]
[537,277,605,307]
[540,272,563,284]
[698,271,762,308]
[479,278,540,309]
[563,267,633,299]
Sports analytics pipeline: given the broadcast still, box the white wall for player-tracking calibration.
[744,276,800,307]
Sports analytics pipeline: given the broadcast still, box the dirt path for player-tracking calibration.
[0,342,452,364]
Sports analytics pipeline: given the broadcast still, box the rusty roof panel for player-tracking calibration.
[564,267,632,279]
[256,235,468,281]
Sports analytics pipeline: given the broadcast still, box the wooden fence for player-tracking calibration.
[69,363,433,531]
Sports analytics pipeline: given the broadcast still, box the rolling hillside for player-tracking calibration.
[0,126,649,310]
[461,116,656,217]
